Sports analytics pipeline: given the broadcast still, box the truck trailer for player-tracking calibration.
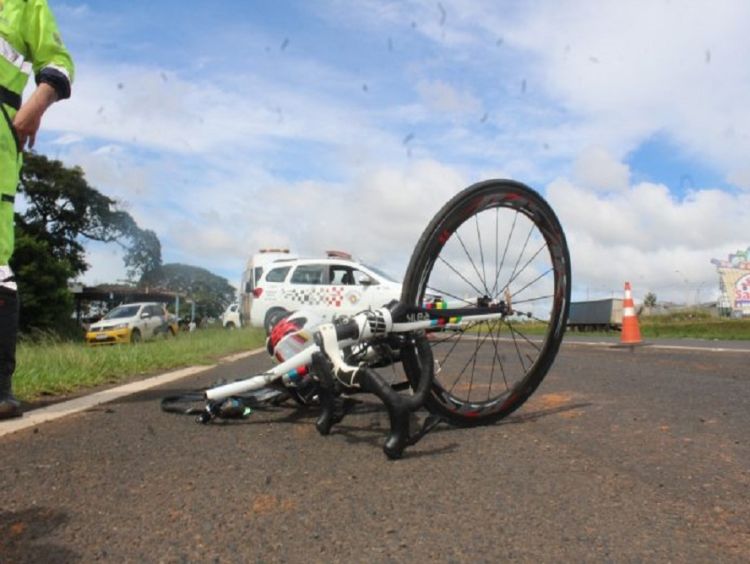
[567,298,624,331]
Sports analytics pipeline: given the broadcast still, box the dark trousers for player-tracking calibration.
[0,287,18,395]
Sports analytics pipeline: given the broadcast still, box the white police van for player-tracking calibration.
[220,303,242,329]
[247,251,402,333]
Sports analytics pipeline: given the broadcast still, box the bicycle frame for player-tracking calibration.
[201,300,510,459]
[205,301,509,401]
[171,178,571,459]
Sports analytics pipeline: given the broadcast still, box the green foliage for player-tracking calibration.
[11,227,74,332]
[141,263,236,318]
[18,152,133,276]
[18,152,162,281]
[640,316,750,340]
[643,309,712,323]
[11,152,163,334]
[15,326,266,401]
[643,292,657,308]
[124,228,162,281]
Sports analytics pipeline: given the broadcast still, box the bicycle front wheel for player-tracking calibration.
[401,179,570,426]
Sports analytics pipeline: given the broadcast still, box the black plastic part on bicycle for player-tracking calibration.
[312,335,438,459]
[160,392,211,415]
[401,179,571,427]
[311,351,342,436]
[357,334,436,459]
[334,318,360,342]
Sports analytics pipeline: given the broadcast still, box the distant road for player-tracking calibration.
[563,333,750,352]
[1,340,748,561]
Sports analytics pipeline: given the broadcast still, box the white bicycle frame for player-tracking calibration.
[204,304,508,402]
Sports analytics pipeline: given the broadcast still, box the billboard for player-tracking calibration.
[712,247,750,315]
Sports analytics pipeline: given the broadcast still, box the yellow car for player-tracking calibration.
[85,302,178,345]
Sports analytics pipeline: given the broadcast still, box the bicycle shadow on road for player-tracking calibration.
[132,386,592,458]
[252,399,593,459]
[498,402,592,426]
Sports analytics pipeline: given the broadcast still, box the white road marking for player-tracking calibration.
[564,340,750,354]
[0,348,264,439]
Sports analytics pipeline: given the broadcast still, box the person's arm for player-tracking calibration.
[14,0,75,149]
[13,82,57,149]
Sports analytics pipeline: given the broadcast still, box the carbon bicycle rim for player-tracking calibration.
[401,179,570,426]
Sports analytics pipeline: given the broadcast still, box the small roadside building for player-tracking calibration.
[70,284,185,327]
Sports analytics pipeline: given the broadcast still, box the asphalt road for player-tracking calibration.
[1,339,749,562]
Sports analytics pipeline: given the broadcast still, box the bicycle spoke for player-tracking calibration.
[436,255,486,299]
[507,320,530,375]
[512,293,554,306]
[506,321,543,354]
[486,320,510,400]
[493,208,500,297]
[401,179,570,425]
[501,222,535,300]
[446,326,496,396]
[491,210,518,297]
[454,231,492,297]
[424,283,476,306]
[475,213,488,293]
[497,244,548,302]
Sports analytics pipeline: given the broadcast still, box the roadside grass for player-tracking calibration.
[12,312,749,403]
[640,314,750,340]
[453,314,750,340]
[567,310,750,340]
[15,326,267,402]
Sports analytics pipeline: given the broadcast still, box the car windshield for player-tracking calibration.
[363,264,399,283]
[103,305,141,320]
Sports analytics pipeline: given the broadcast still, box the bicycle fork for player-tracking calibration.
[312,324,441,460]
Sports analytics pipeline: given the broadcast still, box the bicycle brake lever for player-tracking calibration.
[315,323,360,386]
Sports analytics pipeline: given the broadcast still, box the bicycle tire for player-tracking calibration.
[401,179,570,426]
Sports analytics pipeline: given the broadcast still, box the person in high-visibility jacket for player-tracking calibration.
[0,0,74,419]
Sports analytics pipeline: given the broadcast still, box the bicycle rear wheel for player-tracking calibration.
[401,179,570,426]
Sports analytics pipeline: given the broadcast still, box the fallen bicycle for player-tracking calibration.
[162,179,571,459]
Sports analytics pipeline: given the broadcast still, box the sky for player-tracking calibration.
[28,0,750,305]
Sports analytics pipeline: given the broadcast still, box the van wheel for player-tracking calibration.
[264,308,288,334]
[225,322,236,330]
[130,329,142,344]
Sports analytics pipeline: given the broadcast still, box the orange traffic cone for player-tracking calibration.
[620,281,642,345]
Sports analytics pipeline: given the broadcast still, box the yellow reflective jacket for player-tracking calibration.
[0,0,74,267]
[0,0,74,105]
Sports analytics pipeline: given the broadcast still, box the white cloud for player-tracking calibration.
[199,159,467,281]
[572,146,630,192]
[502,0,750,173]
[41,0,750,309]
[416,79,482,117]
[547,172,748,303]
[727,168,750,190]
[78,242,127,287]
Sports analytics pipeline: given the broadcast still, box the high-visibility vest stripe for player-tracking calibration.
[0,36,27,71]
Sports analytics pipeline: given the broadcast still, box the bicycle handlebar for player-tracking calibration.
[334,318,360,342]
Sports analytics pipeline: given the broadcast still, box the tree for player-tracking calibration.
[12,227,75,333]
[124,229,162,282]
[140,263,235,318]
[18,153,162,280]
[10,152,163,333]
[644,292,657,308]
